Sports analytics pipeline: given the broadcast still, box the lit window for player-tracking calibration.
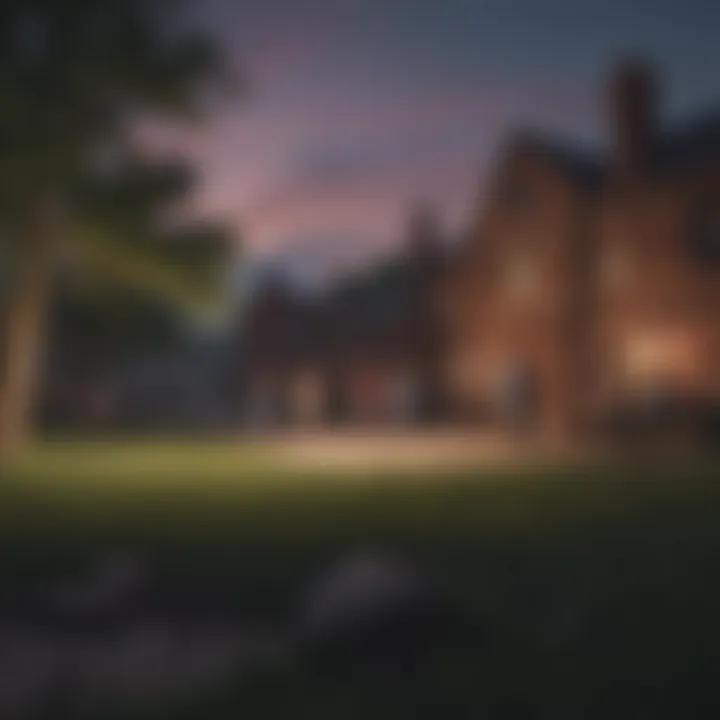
[506,253,539,304]
[602,245,632,291]
[623,330,701,385]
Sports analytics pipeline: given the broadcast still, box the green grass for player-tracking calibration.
[1,443,719,718]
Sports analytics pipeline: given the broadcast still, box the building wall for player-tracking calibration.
[443,143,720,445]
[594,168,720,415]
[443,147,594,441]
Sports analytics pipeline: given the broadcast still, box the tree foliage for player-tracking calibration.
[0,0,237,447]
[0,0,236,309]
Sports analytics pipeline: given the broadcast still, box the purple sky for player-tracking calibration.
[156,0,720,287]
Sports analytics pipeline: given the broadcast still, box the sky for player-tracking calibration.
[155,0,720,289]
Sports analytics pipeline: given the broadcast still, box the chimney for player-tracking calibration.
[609,59,659,178]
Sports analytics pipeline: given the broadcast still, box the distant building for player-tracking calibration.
[441,59,720,446]
[238,206,448,429]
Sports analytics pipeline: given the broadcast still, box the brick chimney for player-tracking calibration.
[609,59,659,179]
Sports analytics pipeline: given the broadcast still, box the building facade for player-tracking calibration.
[238,206,448,429]
[239,60,719,446]
[441,60,720,446]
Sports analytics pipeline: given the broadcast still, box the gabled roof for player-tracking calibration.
[506,130,606,191]
[323,260,415,337]
[505,107,720,190]
[241,248,450,369]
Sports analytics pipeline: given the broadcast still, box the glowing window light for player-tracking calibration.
[602,245,632,291]
[624,330,701,382]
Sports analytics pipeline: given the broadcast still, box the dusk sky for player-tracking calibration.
[157,0,720,288]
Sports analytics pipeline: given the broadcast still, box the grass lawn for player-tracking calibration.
[1,442,719,718]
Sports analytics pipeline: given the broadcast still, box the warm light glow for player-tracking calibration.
[624,329,701,383]
[506,252,540,305]
[602,245,632,292]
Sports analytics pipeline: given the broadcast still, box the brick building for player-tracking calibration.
[441,60,720,446]
[238,206,448,428]
[239,60,719,445]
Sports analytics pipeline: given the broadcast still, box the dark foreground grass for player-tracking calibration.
[1,449,719,718]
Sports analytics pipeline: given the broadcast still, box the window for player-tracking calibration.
[506,252,540,305]
[623,330,701,385]
[489,360,537,426]
[602,244,632,292]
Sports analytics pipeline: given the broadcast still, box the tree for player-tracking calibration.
[0,0,236,451]
[50,286,186,367]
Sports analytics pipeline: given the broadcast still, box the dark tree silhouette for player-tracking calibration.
[0,0,237,450]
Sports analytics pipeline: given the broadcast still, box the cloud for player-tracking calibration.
[147,1,605,274]
[134,71,593,272]
[233,76,594,254]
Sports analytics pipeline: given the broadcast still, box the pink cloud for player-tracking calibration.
[232,78,592,254]
[131,63,594,272]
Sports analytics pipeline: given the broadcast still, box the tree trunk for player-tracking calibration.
[0,231,53,454]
